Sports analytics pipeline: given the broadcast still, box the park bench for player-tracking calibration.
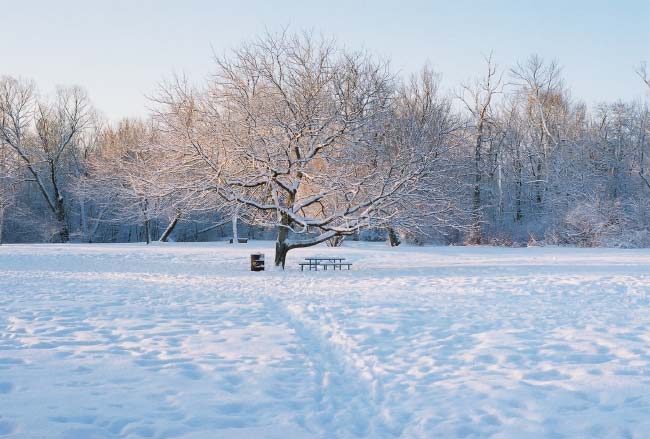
[299,257,352,271]
[229,238,249,243]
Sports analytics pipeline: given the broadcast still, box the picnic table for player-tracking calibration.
[299,257,352,271]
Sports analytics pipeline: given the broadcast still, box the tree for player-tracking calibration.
[81,119,172,244]
[69,115,106,243]
[0,76,91,242]
[154,32,441,266]
[0,127,21,244]
[383,66,466,244]
[459,54,502,243]
[510,55,566,209]
[149,75,234,241]
[635,64,650,191]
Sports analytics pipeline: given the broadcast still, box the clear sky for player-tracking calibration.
[3,0,649,121]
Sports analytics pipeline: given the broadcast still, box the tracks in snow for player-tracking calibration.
[262,290,405,438]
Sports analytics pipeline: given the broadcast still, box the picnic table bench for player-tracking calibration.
[299,257,352,271]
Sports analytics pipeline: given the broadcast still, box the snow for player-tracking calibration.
[2,242,650,438]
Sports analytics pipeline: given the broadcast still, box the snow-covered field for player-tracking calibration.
[2,242,650,438]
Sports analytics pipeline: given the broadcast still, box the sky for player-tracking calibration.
[2,0,649,121]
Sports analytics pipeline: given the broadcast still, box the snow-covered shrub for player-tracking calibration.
[563,200,616,247]
[547,196,650,248]
[615,229,650,248]
[527,233,540,247]
[487,234,517,247]
[604,198,650,248]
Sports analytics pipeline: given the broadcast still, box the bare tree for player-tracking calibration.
[149,74,236,241]
[0,77,90,242]
[459,54,502,243]
[153,32,443,266]
[0,123,21,244]
[384,66,467,244]
[81,119,173,244]
[510,55,566,209]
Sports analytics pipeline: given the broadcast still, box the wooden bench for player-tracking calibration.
[300,257,351,271]
[229,238,249,244]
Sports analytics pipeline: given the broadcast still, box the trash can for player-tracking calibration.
[251,253,265,271]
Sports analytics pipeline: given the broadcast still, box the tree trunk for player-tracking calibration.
[54,203,69,243]
[79,189,88,243]
[497,159,503,221]
[469,189,482,243]
[0,132,4,245]
[326,234,345,247]
[159,212,181,242]
[469,131,483,244]
[514,151,523,222]
[49,160,69,243]
[535,161,543,205]
[144,219,151,245]
[275,240,289,269]
[275,215,290,269]
[231,214,239,243]
[0,204,4,245]
[610,136,622,199]
[387,227,401,247]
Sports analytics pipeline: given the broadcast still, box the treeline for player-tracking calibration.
[1,32,649,262]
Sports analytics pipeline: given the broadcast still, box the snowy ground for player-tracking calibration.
[2,242,650,438]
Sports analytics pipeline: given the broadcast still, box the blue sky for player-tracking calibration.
[3,0,649,120]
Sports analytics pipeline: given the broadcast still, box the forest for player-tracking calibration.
[2,31,650,266]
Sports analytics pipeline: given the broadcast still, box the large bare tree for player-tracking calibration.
[215,32,447,267]
[152,32,441,266]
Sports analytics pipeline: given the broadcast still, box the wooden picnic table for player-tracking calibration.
[300,257,351,271]
[305,257,346,263]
